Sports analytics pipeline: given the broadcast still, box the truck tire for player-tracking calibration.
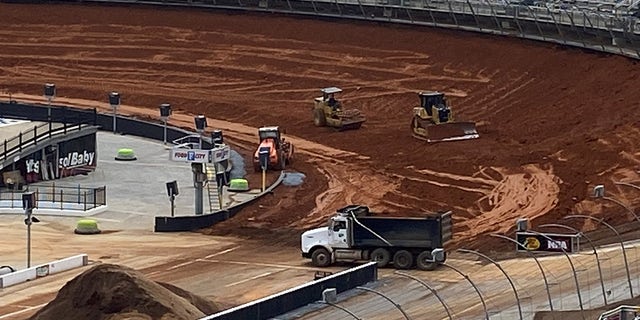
[393,250,414,269]
[311,248,331,267]
[416,251,438,271]
[370,248,391,268]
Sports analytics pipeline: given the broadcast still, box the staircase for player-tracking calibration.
[205,163,221,213]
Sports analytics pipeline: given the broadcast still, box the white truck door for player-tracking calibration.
[329,218,349,248]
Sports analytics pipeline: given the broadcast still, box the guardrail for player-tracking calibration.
[35,0,639,59]
[0,183,106,211]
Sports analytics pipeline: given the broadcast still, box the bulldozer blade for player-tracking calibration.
[337,119,365,131]
[426,122,479,143]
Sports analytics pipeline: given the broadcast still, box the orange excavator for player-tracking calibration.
[253,126,294,172]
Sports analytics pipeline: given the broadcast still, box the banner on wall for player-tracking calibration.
[515,232,580,253]
[57,133,97,177]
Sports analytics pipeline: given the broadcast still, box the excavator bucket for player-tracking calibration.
[426,122,479,143]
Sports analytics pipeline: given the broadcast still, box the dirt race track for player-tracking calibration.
[1,1,640,317]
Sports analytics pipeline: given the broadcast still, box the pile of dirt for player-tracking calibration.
[29,264,220,320]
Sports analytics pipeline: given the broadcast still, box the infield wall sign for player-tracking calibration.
[515,232,580,253]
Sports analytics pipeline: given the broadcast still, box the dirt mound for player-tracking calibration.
[28,264,219,320]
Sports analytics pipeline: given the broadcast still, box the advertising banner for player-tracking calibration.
[169,149,210,163]
[57,133,97,177]
[516,232,580,253]
[211,145,230,163]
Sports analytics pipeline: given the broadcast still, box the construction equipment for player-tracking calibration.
[301,205,452,270]
[411,91,479,142]
[313,87,366,131]
[253,126,294,172]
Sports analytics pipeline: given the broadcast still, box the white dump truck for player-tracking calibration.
[301,205,452,270]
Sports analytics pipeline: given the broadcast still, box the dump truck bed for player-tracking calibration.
[351,212,451,248]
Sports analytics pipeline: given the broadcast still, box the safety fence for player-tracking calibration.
[38,0,640,59]
[0,183,106,211]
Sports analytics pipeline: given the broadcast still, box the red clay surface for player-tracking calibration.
[1,3,639,252]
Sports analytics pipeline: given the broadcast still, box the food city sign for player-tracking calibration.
[169,149,211,163]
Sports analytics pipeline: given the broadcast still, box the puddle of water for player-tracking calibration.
[282,172,306,186]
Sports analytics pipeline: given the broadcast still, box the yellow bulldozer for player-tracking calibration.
[411,91,479,142]
[313,87,366,131]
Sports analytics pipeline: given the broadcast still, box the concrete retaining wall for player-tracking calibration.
[0,254,88,288]
[201,262,378,320]
[154,171,285,232]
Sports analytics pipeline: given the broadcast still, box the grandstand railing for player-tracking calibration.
[0,121,94,165]
[60,0,639,59]
[0,183,106,211]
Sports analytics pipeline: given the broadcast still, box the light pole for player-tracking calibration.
[159,103,172,145]
[539,223,608,306]
[355,286,411,320]
[22,192,39,268]
[194,115,207,149]
[165,180,178,217]
[527,229,585,319]
[489,233,554,311]
[457,248,523,320]
[108,91,120,134]
[193,115,207,216]
[593,184,640,224]
[565,214,634,299]
[395,271,453,320]
[43,83,55,123]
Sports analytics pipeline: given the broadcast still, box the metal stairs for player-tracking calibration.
[205,163,221,213]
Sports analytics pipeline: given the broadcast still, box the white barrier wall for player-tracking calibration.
[48,254,89,275]
[0,268,36,288]
[0,254,88,288]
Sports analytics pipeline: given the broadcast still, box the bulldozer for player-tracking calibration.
[253,126,294,172]
[312,87,366,131]
[411,91,479,142]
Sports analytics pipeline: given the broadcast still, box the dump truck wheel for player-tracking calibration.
[312,248,331,267]
[370,248,391,268]
[313,109,326,127]
[393,250,414,269]
[416,251,437,271]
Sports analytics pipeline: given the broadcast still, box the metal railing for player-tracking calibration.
[0,122,94,164]
[61,0,640,59]
[0,183,106,211]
